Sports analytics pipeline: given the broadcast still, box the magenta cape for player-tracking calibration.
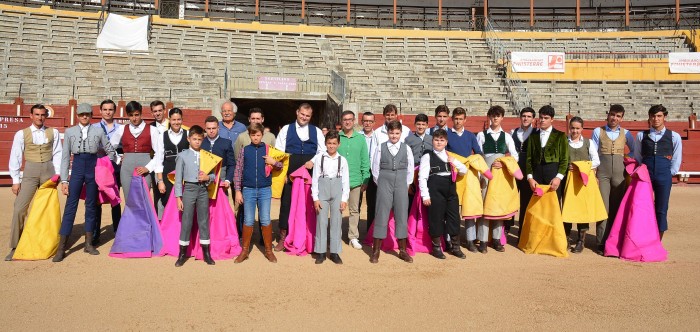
[109,170,163,258]
[363,200,421,256]
[605,161,667,262]
[283,166,316,256]
[158,188,242,260]
[80,156,121,207]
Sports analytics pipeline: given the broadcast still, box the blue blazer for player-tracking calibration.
[201,136,235,183]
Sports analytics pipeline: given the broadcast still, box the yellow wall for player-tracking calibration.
[509,59,700,81]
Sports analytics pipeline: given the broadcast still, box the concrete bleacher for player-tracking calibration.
[502,36,692,57]
[524,80,700,120]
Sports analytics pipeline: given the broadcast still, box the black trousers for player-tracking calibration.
[564,222,589,235]
[427,176,460,237]
[531,161,563,200]
[363,179,378,231]
[279,154,314,231]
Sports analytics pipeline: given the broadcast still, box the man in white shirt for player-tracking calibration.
[6,104,62,260]
[274,103,325,251]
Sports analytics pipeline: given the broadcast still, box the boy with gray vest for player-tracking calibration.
[7,104,62,261]
[591,104,636,254]
[369,120,414,264]
[173,125,216,267]
[312,131,350,264]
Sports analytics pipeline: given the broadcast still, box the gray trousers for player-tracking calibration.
[346,186,362,241]
[373,168,409,240]
[315,177,343,254]
[10,161,54,248]
[179,182,210,245]
[120,153,152,203]
[596,154,626,246]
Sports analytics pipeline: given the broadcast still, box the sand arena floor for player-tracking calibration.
[0,186,699,330]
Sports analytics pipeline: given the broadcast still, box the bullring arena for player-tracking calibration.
[1,0,700,330]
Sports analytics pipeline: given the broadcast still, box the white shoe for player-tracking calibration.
[349,239,362,250]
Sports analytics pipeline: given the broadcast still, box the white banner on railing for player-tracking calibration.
[511,52,566,73]
[668,52,700,73]
[96,14,149,51]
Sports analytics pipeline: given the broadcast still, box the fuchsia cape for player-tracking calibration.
[283,167,316,256]
[158,187,242,260]
[363,201,421,256]
[109,170,163,258]
[80,156,121,207]
[604,161,667,262]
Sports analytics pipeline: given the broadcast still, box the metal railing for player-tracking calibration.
[483,19,531,114]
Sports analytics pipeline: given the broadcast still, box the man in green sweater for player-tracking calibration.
[338,110,371,250]
[526,105,569,200]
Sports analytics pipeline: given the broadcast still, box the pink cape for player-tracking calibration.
[283,167,316,256]
[80,156,121,207]
[604,161,667,262]
[158,187,242,260]
[363,205,420,256]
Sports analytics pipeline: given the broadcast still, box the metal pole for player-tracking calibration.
[530,0,534,29]
[301,0,306,21]
[483,0,488,29]
[393,0,397,27]
[255,0,259,19]
[205,0,209,18]
[625,0,630,30]
[347,0,350,23]
[576,0,580,30]
[438,0,442,27]
[676,0,680,26]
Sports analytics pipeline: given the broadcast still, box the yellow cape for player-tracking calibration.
[449,153,490,219]
[518,185,569,257]
[168,150,222,199]
[267,146,290,198]
[561,161,608,223]
[13,177,61,260]
[483,156,521,218]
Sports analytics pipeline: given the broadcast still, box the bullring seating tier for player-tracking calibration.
[0,6,696,121]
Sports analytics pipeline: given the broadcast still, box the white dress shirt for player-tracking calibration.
[363,130,374,156]
[109,121,162,172]
[370,123,410,163]
[510,126,534,146]
[370,142,414,184]
[568,137,601,169]
[155,128,185,173]
[9,125,63,184]
[152,119,169,135]
[539,126,553,147]
[310,152,350,202]
[275,121,326,154]
[476,127,519,162]
[418,149,467,200]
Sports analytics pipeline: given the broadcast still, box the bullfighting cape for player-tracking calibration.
[266,145,290,198]
[159,187,242,260]
[283,166,316,256]
[80,156,121,207]
[167,150,222,199]
[518,185,569,257]
[449,153,492,219]
[484,156,522,220]
[605,161,667,262]
[13,175,61,260]
[110,170,163,258]
[561,160,608,223]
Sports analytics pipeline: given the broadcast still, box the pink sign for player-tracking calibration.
[258,76,298,91]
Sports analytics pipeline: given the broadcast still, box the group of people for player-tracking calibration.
[5,99,681,265]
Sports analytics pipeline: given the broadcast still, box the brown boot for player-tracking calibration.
[274,229,287,252]
[398,238,413,263]
[84,233,100,255]
[369,238,382,263]
[235,225,253,263]
[262,225,277,263]
[52,236,68,262]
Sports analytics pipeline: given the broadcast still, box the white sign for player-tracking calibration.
[668,52,700,73]
[511,52,565,73]
[96,14,149,51]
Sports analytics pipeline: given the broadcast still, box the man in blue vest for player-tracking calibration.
[634,105,682,240]
[273,103,326,251]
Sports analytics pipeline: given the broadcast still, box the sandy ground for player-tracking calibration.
[0,186,699,331]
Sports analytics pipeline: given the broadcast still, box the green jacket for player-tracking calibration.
[526,128,569,177]
[338,130,371,188]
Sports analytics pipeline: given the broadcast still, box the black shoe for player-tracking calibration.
[492,240,505,252]
[202,244,215,265]
[573,241,584,253]
[91,235,100,247]
[430,242,446,259]
[315,253,326,264]
[329,253,343,265]
[478,241,488,254]
[466,241,478,253]
[595,245,605,256]
[175,245,188,267]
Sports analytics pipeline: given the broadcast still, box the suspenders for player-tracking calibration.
[320,155,341,178]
